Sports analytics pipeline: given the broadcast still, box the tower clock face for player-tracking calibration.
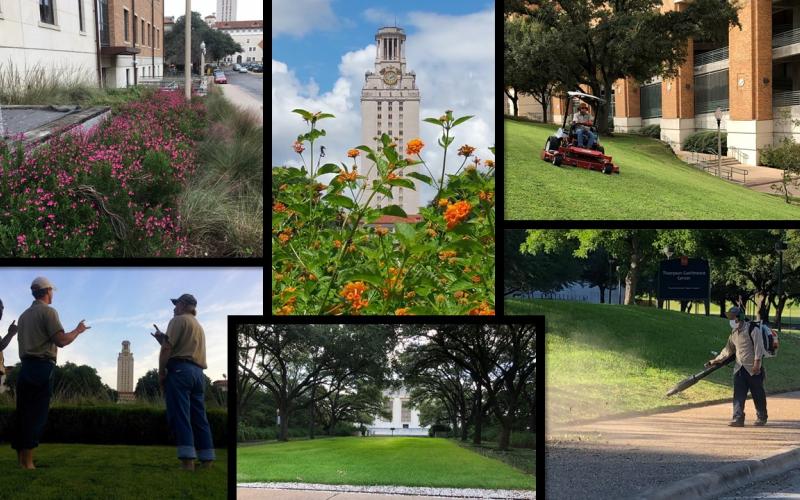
[383,70,398,86]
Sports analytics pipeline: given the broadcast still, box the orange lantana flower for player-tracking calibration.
[395,308,412,316]
[347,149,360,158]
[406,138,424,155]
[457,144,476,157]
[443,200,472,230]
[340,281,369,313]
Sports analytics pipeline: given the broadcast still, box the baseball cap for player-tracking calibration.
[170,294,197,307]
[31,276,56,291]
[725,306,743,319]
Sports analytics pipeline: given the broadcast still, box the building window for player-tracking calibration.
[403,424,409,429]
[123,9,129,41]
[146,22,150,46]
[694,70,729,114]
[639,82,663,119]
[39,0,55,25]
[141,19,145,45]
[377,114,381,119]
[78,0,84,31]
[401,399,411,423]
[125,68,130,87]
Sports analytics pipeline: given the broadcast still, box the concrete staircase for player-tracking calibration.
[678,151,749,183]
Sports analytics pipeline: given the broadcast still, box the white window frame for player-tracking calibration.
[38,0,60,29]
[78,0,86,34]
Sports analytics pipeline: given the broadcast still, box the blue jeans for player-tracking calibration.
[732,367,767,422]
[12,358,55,450]
[165,359,215,461]
[576,127,597,149]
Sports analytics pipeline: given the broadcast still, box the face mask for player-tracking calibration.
[730,320,737,329]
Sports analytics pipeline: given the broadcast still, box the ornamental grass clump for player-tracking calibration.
[272,108,495,315]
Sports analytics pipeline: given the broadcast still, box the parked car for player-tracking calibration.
[233,64,241,71]
[250,64,263,73]
[238,66,248,73]
[214,71,227,84]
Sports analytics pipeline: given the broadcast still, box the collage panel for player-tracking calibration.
[503,0,800,221]
[271,0,496,316]
[234,319,539,500]
[0,267,262,498]
[506,228,800,499]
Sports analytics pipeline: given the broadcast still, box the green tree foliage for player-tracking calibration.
[508,0,740,134]
[504,229,582,297]
[5,362,111,400]
[164,12,243,66]
[135,368,161,401]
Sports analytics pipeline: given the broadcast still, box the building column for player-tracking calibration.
[661,2,696,149]
[727,0,772,166]
[613,77,642,132]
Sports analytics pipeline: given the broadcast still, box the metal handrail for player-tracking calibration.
[774,90,800,107]
[773,27,800,48]
[694,46,729,67]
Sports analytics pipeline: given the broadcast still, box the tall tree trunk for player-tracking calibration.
[498,417,512,451]
[309,386,316,440]
[718,299,726,318]
[598,285,606,304]
[505,88,519,117]
[460,412,469,441]
[774,294,788,328]
[473,384,483,445]
[278,400,289,442]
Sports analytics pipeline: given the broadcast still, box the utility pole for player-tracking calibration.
[185,0,191,100]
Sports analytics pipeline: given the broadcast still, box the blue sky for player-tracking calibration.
[273,0,493,92]
[0,268,263,390]
[272,0,496,207]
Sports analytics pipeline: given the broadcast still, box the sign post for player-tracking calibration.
[657,257,711,316]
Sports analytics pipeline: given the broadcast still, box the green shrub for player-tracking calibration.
[760,137,800,170]
[682,130,727,155]
[237,425,310,442]
[636,124,660,138]
[0,405,227,447]
[428,423,452,437]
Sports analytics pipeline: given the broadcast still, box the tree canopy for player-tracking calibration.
[164,12,243,66]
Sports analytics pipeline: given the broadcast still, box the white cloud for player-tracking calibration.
[271,7,496,207]
[272,0,337,38]
[363,8,394,25]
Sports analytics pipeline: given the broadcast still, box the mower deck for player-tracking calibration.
[541,145,620,174]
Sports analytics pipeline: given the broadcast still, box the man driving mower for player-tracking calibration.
[572,102,598,149]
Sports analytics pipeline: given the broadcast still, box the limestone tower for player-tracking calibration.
[361,26,421,215]
[117,340,135,402]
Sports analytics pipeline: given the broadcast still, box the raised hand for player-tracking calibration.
[7,320,16,336]
[75,320,90,334]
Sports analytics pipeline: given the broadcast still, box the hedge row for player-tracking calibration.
[0,405,227,447]
[682,130,727,155]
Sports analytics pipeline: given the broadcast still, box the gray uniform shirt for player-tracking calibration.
[17,300,64,362]
[712,321,766,376]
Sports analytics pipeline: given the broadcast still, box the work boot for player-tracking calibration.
[728,419,744,427]
[755,418,768,426]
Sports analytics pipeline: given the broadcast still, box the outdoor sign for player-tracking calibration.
[657,257,710,301]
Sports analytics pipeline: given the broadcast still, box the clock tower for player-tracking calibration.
[361,26,421,214]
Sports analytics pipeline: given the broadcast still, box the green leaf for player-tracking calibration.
[406,172,433,185]
[450,280,476,292]
[380,205,407,217]
[292,109,313,121]
[388,178,416,190]
[424,118,443,126]
[316,163,341,176]
[381,134,392,148]
[375,186,393,198]
[452,115,474,127]
[489,146,495,155]
[307,129,325,141]
[395,223,417,247]
[322,194,356,209]
[316,113,335,120]
[355,145,374,155]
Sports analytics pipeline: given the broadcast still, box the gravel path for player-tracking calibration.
[238,482,535,499]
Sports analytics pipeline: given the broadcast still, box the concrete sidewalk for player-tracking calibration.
[219,83,263,124]
[237,489,465,500]
[546,391,800,499]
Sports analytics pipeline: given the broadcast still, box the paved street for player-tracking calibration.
[224,69,263,101]
[546,391,800,499]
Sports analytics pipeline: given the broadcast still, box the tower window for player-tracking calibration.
[399,131,403,136]
[389,114,392,119]
[378,114,381,119]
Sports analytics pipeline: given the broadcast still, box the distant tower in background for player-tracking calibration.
[216,0,237,21]
[117,340,135,402]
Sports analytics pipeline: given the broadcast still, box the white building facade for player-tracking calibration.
[361,26,421,215]
[368,387,427,436]
[0,0,99,88]
[214,20,262,64]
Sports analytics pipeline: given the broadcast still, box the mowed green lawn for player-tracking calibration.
[507,299,800,424]
[505,119,800,220]
[0,443,227,499]
[237,437,535,490]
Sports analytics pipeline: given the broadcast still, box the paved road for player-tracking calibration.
[223,70,263,101]
[721,468,800,499]
[546,391,800,499]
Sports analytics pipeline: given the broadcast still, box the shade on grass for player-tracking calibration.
[504,120,800,220]
[507,299,800,424]
[0,443,227,499]
[237,436,535,490]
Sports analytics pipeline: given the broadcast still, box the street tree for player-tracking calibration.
[164,12,242,68]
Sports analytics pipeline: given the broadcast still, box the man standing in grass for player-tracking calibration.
[0,299,19,379]
[152,294,215,471]
[12,277,90,469]
[707,306,768,427]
